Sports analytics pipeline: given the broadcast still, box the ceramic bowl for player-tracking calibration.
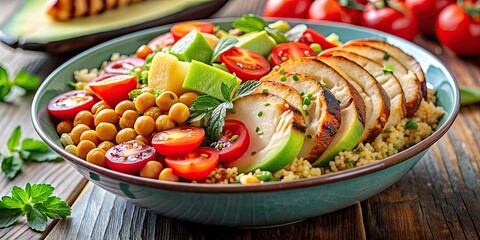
[32,19,460,228]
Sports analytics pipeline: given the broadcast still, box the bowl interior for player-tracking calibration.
[32,19,459,192]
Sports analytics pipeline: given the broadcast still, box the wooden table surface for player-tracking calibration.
[1,0,479,239]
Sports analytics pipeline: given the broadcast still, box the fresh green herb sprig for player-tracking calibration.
[0,183,71,232]
[210,37,239,64]
[232,14,288,44]
[460,86,480,106]
[189,80,261,140]
[405,119,418,130]
[0,66,40,103]
[1,126,62,179]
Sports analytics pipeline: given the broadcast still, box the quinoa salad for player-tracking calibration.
[48,15,444,184]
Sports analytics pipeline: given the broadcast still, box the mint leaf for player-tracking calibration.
[43,196,71,218]
[221,82,233,101]
[12,70,40,91]
[1,155,22,179]
[29,184,54,204]
[265,28,288,44]
[0,196,24,209]
[207,101,234,140]
[0,67,10,100]
[21,138,49,153]
[210,37,238,64]
[0,208,23,228]
[232,14,267,33]
[11,186,29,205]
[26,206,47,232]
[189,95,221,115]
[7,126,21,153]
[233,80,261,101]
[25,150,62,162]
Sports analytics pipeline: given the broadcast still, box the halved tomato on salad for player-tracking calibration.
[105,140,157,175]
[48,90,96,119]
[270,42,316,66]
[147,32,175,51]
[299,28,337,50]
[220,47,271,81]
[88,75,137,106]
[165,147,219,180]
[212,120,250,163]
[104,57,146,75]
[152,126,205,156]
[170,21,215,42]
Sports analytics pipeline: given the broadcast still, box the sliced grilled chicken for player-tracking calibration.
[321,49,407,128]
[276,58,365,166]
[348,39,427,100]
[226,93,306,173]
[253,81,305,116]
[47,0,143,21]
[340,44,422,116]
[317,56,390,143]
[261,72,341,162]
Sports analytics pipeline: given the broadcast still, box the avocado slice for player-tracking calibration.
[226,93,305,173]
[182,60,241,101]
[268,21,291,32]
[170,30,213,64]
[235,31,276,57]
[278,58,366,166]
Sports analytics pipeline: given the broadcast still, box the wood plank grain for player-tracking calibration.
[46,182,366,240]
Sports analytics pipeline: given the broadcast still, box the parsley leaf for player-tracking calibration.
[210,37,238,64]
[232,14,267,33]
[7,126,21,153]
[21,138,49,153]
[232,80,261,101]
[0,184,71,231]
[405,119,418,130]
[206,101,234,140]
[1,156,22,179]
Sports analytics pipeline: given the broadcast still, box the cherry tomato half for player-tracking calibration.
[105,140,157,175]
[152,126,205,157]
[104,57,146,75]
[263,0,312,18]
[220,47,271,81]
[299,28,337,51]
[307,0,362,25]
[48,90,96,119]
[170,21,214,42]
[165,147,219,180]
[135,45,153,59]
[436,3,480,56]
[212,120,250,163]
[147,32,175,51]
[270,42,316,66]
[88,75,137,106]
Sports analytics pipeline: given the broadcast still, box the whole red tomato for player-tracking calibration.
[263,0,312,18]
[361,0,419,41]
[436,3,480,56]
[405,0,454,35]
[307,0,363,25]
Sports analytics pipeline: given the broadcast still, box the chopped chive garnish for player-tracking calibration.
[262,89,269,93]
[258,131,264,135]
[383,53,390,60]
[321,83,328,88]
[307,93,313,98]
[382,65,394,74]
[307,134,312,139]
[405,119,418,129]
[386,151,390,156]
[280,75,287,81]
[255,126,260,132]
[303,97,311,105]
[258,111,263,117]
[251,151,257,155]
[264,102,270,106]
[355,147,363,154]
[292,75,299,81]
[279,68,285,74]
[229,134,238,143]
[393,146,399,150]
[299,91,305,96]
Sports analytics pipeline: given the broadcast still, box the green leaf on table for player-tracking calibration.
[28,184,54,204]
[206,101,234,140]
[43,196,71,218]
[26,206,48,232]
[460,86,480,105]
[11,186,30,204]
[13,70,41,91]
[21,138,49,153]
[7,126,21,153]
[210,37,238,64]
[0,196,24,209]
[1,155,22,179]
[232,80,261,101]
[232,14,267,33]
[0,208,23,228]
[25,150,62,162]
[0,67,10,100]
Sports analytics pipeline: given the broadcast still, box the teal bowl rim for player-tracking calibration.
[32,18,460,193]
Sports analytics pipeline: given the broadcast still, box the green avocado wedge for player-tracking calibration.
[277,58,366,166]
[226,93,305,173]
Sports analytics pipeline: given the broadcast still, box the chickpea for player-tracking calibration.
[74,110,94,127]
[115,100,136,116]
[60,133,74,147]
[76,140,96,159]
[116,128,137,144]
[80,130,100,145]
[168,103,190,123]
[98,141,115,152]
[134,116,155,136]
[179,92,200,106]
[140,161,163,179]
[70,124,90,145]
[156,91,178,112]
[86,148,107,167]
[96,122,117,141]
[119,110,140,129]
[135,135,151,145]
[95,109,119,126]
[57,120,73,134]
[143,106,161,120]
[91,101,111,114]
[64,145,77,156]
[155,115,176,131]
[159,168,179,182]
[135,92,155,113]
